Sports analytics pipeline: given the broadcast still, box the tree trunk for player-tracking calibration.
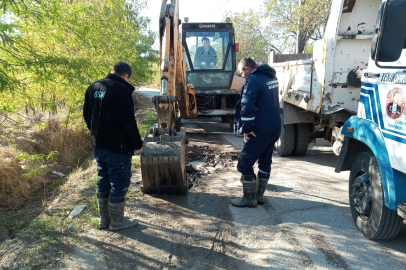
[296,0,305,54]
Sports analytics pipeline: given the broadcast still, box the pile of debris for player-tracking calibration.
[185,144,240,188]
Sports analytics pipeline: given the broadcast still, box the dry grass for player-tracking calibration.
[0,159,99,269]
[0,93,153,209]
[0,147,44,208]
[0,112,91,208]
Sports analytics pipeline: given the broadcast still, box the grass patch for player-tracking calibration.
[80,174,99,228]
[47,176,67,190]
[0,161,99,269]
[132,155,141,168]
[126,189,140,200]
[137,110,156,135]
[0,208,81,269]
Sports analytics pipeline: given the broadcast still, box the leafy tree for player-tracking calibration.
[230,9,280,65]
[0,0,157,115]
[264,0,331,53]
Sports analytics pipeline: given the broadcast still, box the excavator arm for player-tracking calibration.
[155,0,197,130]
[139,0,196,194]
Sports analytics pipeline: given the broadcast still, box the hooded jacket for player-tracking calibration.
[83,74,143,156]
[235,64,281,135]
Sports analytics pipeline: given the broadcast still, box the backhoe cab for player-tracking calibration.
[183,23,237,90]
[182,22,243,125]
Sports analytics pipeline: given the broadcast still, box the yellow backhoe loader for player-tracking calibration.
[140,0,244,194]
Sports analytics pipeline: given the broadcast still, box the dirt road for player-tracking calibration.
[55,117,406,270]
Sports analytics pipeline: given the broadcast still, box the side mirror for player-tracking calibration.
[372,0,406,63]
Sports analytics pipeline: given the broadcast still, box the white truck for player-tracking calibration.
[271,0,406,239]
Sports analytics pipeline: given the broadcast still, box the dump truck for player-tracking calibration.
[270,0,386,157]
[139,0,243,194]
[271,0,406,239]
[335,0,406,239]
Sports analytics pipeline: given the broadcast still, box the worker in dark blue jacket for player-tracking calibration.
[231,57,281,208]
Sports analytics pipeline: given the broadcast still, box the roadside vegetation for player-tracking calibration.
[0,1,158,267]
[0,0,158,209]
[0,93,156,269]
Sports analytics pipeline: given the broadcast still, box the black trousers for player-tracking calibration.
[237,132,280,176]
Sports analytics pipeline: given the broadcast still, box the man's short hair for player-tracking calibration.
[201,37,210,43]
[112,62,132,78]
[238,57,257,74]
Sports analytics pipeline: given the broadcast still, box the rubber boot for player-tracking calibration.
[108,197,138,231]
[257,172,270,205]
[97,192,110,230]
[231,175,257,208]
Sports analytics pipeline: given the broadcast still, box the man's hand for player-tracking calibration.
[244,131,257,141]
[134,147,143,155]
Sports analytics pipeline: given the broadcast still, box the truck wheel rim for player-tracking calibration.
[351,173,373,219]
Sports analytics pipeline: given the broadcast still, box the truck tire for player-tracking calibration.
[349,152,403,239]
[275,115,294,157]
[228,115,235,132]
[292,123,309,156]
[175,118,181,132]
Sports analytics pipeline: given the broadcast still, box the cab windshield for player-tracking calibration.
[184,31,231,71]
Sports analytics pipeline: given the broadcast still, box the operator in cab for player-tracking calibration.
[194,37,217,69]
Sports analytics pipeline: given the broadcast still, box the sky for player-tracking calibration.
[140,0,265,36]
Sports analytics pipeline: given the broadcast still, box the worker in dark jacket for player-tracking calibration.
[194,37,217,69]
[231,57,281,208]
[83,62,143,230]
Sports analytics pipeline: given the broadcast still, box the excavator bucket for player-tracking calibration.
[140,129,187,194]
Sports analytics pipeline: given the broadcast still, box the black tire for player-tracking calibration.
[292,123,309,156]
[275,115,294,156]
[228,115,235,132]
[349,152,403,239]
[175,118,181,132]
[221,116,228,123]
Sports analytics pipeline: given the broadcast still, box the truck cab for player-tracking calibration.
[335,0,406,239]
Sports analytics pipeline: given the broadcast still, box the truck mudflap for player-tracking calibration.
[140,128,187,194]
[398,203,406,219]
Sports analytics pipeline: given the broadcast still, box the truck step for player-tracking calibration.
[398,203,406,219]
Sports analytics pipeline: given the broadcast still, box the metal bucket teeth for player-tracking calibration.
[140,131,187,194]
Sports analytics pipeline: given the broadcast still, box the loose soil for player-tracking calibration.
[185,133,240,190]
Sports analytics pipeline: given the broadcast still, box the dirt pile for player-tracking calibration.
[185,144,240,188]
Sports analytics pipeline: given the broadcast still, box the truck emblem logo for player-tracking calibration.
[386,88,405,119]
